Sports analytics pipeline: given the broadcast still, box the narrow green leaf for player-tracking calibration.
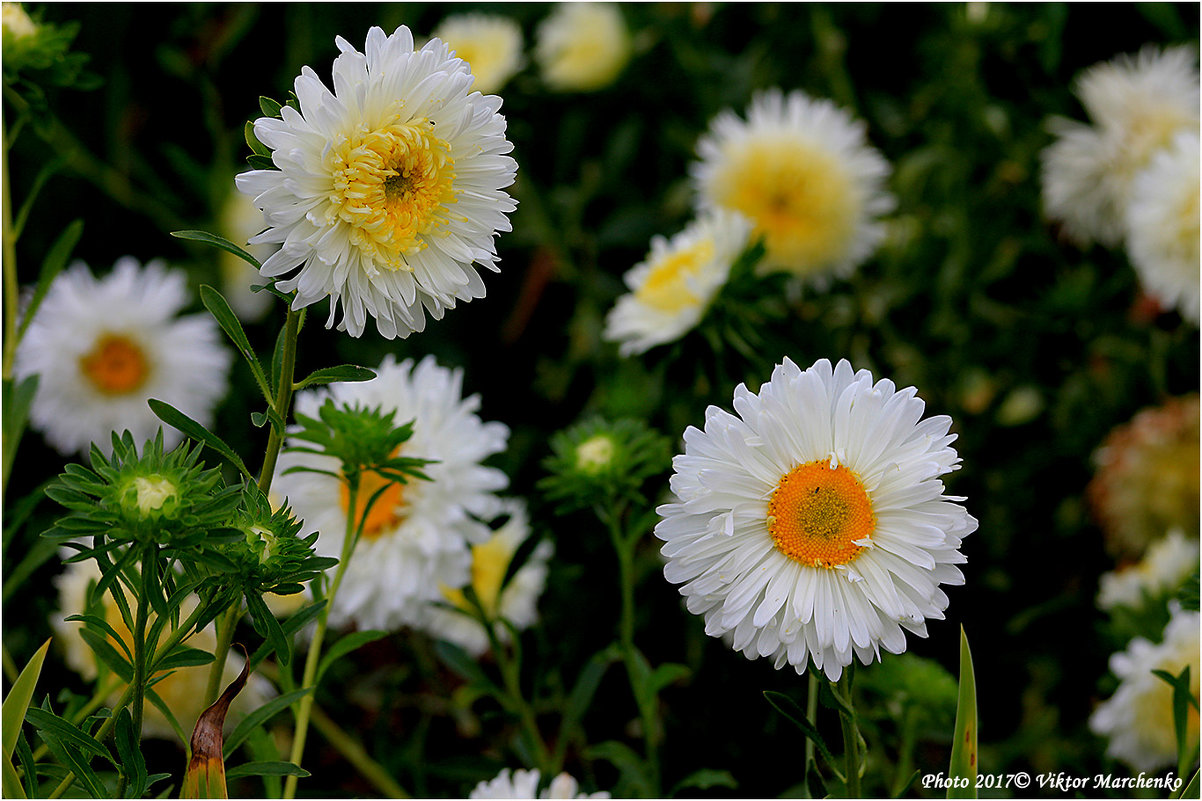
[12,153,68,239]
[585,740,652,798]
[1,751,25,799]
[244,121,270,157]
[433,640,499,694]
[24,707,113,763]
[171,230,261,269]
[258,96,282,118]
[0,376,39,487]
[199,285,271,401]
[763,690,838,766]
[245,592,290,666]
[224,761,310,780]
[222,689,311,759]
[947,626,978,799]
[316,630,388,685]
[148,399,252,479]
[563,647,619,738]
[247,154,275,170]
[17,220,84,340]
[670,768,737,796]
[37,732,106,799]
[248,602,326,671]
[1,638,51,756]
[65,614,133,662]
[78,628,133,682]
[1173,769,1198,800]
[156,646,216,671]
[1,532,56,605]
[647,662,690,697]
[14,730,36,797]
[113,709,149,799]
[293,364,377,391]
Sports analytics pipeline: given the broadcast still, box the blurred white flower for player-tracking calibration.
[13,258,231,456]
[1097,529,1200,612]
[470,768,609,799]
[52,558,273,741]
[603,210,752,356]
[237,26,518,339]
[218,187,276,322]
[433,13,524,95]
[691,89,894,280]
[1124,130,1200,323]
[1041,45,1199,247]
[656,358,976,681]
[423,499,552,656]
[535,3,631,92]
[274,355,509,632]
[1090,606,1200,771]
[2,2,36,39]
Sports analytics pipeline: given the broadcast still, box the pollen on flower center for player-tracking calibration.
[328,119,458,273]
[79,334,150,395]
[341,465,407,540]
[635,240,715,313]
[767,460,875,568]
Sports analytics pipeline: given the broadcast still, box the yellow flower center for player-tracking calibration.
[132,476,177,515]
[79,334,150,395]
[767,460,875,567]
[711,136,857,274]
[341,463,407,541]
[575,434,616,474]
[442,533,515,618]
[328,119,458,272]
[635,240,714,314]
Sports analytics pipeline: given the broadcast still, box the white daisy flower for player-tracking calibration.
[1090,606,1200,772]
[470,768,609,799]
[274,355,509,632]
[690,89,894,280]
[603,211,752,356]
[655,358,976,681]
[423,499,553,656]
[236,26,518,339]
[1125,129,1200,323]
[433,14,524,96]
[1042,45,1199,247]
[2,2,36,40]
[535,3,631,93]
[218,187,276,322]
[1098,529,1200,612]
[13,258,232,457]
[52,558,273,741]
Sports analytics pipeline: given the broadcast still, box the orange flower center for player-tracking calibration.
[79,334,149,395]
[340,464,407,540]
[767,460,875,568]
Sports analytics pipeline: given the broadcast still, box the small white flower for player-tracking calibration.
[1042,45,1199,247]
[433,14,524,95]
[2,2,36,39]
[1090,607,1200,771]
[13,258,232,456]
[691,89,894,279]
[237,26,518,339]
[423,499,552,656]
[274,355,509,631]
[656,358,976,681]
[604,211,752,356]
[470,768,609,799]
[535,3,631,92]
[1125,129,1200,323]
[1097,530,1200,612]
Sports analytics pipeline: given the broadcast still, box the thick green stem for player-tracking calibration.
[805,672,819,789]
[258,305,302,495]
[836,673,861,798]
[203,604,241,706]
[129,545,157,741]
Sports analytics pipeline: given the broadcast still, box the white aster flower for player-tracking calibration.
[603,211,752,356]
[535,3,631,92]
[1090,606,1201,771]
[1098,530,1201,612]
[656,358,976,681]
[691,89,894,279]
[1125,129,1200,323]
[52,558,273,740]
[274,355,509,631]
[470,768,609,799]
[433,14,524,95]
[2,2,35,39]
[1042,45,1199,247]
[218,187,276,322]
[236,26,518,339]
[13,258,232,456]
[424,499,553,656]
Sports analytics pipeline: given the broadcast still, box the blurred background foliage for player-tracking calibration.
[4,3,1199,797]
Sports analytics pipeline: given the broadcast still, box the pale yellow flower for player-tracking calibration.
[535,4,631,92]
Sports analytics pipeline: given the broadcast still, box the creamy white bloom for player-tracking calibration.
[13,258,232,456]
[53,559,273,741]
[691,89,894,279]
[1090,607,1200,771]
[1042,45,1199,247]
[274,355,509,631]
[423,499,553,656]
[1098,530,1200,611]
[603,211,752,356]
[219,187,276,322]
[2,2,35,39]
[237,26,518,339]
[656,358,976,681]
[1125,129,1200,323]
[535,3,631,92]
[470,768,609,799]
[433,14,524,95]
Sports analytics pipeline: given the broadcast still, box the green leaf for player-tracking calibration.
[670,768,737,796]
[145,686,190,745]
[148,399,253,480]
[562,646,619,741]
[647,662,690,698]
[1,638,51,756]
[17,219,84,340]
[316,630,388,685]
[65,614,133,662]
[293,365,377,391]
[2,751,25,799]
[258,96,282,118]
[947,626,978,799]
[199,285,271,401]
[1,531,56,605]
[156,646,216,671]
[37,731,105,799]
[1,376,39,488]
[224,761,310,780]
[24,707,113,763]
[433,640,500,694]
[171,230,262,269]
[244,121,270,157]
[247,154,275,170]
[248,601,326,671]
[222,689,311,759]
[1153,666,1200,783]
[14,730,36,797]
[245,592,290,666]
[1173,769,1198,800]
[585,740,653,798]
[78,628,133,682]
[763,690,838,767]
[113,709,148,799]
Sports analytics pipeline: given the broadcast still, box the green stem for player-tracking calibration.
[836,673,861,798]
[129,545,157,742]
[203,604,241,706]
[258,305,302,495]
[1,645,17,684]
[891,706,919,798]
[309,704,410,798]
[489,627,552,775]
[804,672,819,791]
[2,116,18,383]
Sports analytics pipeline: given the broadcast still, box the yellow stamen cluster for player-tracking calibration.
[341,467,407,540]
[635,240,715,314]
[767,460,875,568]
[79,334,150,395]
